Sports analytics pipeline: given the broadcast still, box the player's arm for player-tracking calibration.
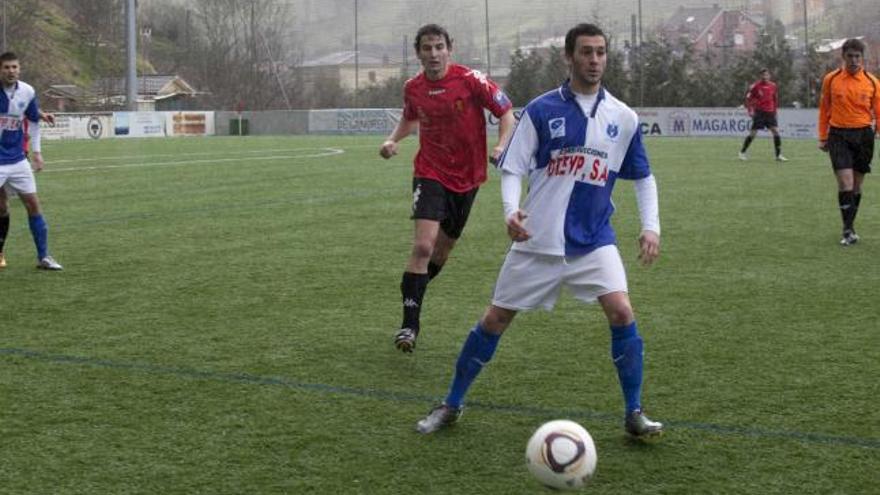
[39,110,56,126]
[634,175,660,266]
[499,110,538,242]
[501,171,529,242]
[490,109,516,165]
[744,85,755,114]
[872,75,880,138]
[817,74,833,150]
[618,125,659,265]
[773,84,779,114]
[379,118,418,159]
[25,100,44,171]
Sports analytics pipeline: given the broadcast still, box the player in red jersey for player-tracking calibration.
[379,23,515,352]
[739,68,787,162]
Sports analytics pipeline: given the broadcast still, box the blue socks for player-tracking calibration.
[442,321,643,413]
[444,322,501,408]
[610,321,644,414]
[28,214,48,260]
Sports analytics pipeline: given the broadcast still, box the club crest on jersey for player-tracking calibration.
[606,123,619,140]
[549,117,566,139]
[493,89,510,107]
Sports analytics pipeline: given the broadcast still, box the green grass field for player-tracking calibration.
[1,135,877,494]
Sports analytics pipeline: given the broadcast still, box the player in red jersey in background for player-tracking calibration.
[379,23,515,352]
[739,68,787,162]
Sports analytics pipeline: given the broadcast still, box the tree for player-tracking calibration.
[190,0,293,110]
[504,48,546,106]
[355,75,407,108]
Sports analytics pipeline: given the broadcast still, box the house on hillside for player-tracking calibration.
[298,51,417,94]
[45,75,202,112]
[660,5,763,57]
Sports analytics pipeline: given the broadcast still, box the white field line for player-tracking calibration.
[48,147,343,164]
[43,148,346,173]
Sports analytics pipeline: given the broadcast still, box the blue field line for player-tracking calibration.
[2,347,878,450]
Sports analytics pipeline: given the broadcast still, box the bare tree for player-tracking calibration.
[191,0,293,110]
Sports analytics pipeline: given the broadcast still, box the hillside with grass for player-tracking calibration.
[10,1,154,101]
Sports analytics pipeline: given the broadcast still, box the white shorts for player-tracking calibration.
[492,244,628,311]
[0,159,36,195]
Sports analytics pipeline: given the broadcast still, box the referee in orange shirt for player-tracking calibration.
[818,38,880,246]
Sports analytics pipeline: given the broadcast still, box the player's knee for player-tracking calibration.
[606,303,634,327]
[481,306,515,334]
[410,239,434,261]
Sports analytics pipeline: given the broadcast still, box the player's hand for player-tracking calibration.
[818,140,828,152]
[42,113,56,126]
[379,140,398,159]
[506,210,530,242]
[638,230,660,266]
[30,152,44,172]
[489,145,504,166]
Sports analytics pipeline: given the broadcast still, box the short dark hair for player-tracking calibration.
[414,24,452,51]
[759,68,769,74]
[841,38,865,55]
[0,52,18,64]
[564,23,607,56]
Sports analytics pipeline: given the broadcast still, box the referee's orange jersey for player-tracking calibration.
[818,67,880,141]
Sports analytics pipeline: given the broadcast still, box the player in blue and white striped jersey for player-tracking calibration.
[0,52,62,270]
[417,24,663,439]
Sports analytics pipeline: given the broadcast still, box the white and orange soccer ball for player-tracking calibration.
[525,419,597,490]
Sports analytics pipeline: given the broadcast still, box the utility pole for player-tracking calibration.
[637,0,644,107]
[803,0,811,106]
[354,0,359,107]
[403,35,408,77]
[2,0,7,53]
[125,0,137,111]
[484,0,491,76]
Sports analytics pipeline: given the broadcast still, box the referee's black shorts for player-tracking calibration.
[828,126,874,174]
[750,110,778,130]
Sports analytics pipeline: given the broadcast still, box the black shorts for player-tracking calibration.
[828,127,874,174]
[750,111,778,130]
[411,178,478,239]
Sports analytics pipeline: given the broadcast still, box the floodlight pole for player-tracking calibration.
[637,0,644,107]
[125,0,137,111]
[354,0,359,107]
[803,0,811,106]
[484,0,491,76]
[2,0,6,53]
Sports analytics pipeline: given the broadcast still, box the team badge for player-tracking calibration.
[606,123,619,139]
[493,90,511,107]
[549,117,566,139]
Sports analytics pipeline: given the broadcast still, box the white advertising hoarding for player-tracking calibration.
[41,114,113,140]
[488,108,818,139]
[113,112,166,138]
[309,109,399,134]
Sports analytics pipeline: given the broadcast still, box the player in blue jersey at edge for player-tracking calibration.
[416,23,663,439]
[0,52,62,270]
[0,111,56,269]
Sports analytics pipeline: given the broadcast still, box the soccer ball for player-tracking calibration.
[525,419,597,490]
